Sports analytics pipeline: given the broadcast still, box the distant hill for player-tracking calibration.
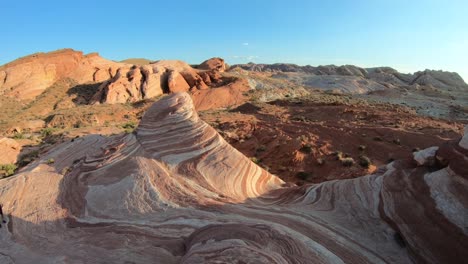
[120,58,152,65]
[231,63,468,91]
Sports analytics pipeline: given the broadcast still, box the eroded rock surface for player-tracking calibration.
[0,138,20,164]
[0,49,124,100]
[0,93,466,263]
[198,57,226,72]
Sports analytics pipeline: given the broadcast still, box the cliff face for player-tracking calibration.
[0,93,466,263]
[0,49,124,100]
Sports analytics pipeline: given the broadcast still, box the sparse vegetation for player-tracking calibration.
[250,157,260,164]
[122,121,137,133]
[61,166,71,175]
[256,145,267,152]
[299,144,312,153]
[12,132,25,139]
[47,158,55,164]
[41,127,56,138]
[292,115,307,122]
[0,164,17,177]
[358,155,371,168]
[296,171,311,180]
[341,157,355,167]
[358,145,366,151]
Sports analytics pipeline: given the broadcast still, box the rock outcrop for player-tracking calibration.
[0,49,124,100]
[0,138,20,164]
[90,59,246,109]
[198,57,226,72]
[167,70,190,93]
[90,65,165,104]
[0,93,466,263]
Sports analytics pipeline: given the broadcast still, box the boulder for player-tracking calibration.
[0,138,21,164]
[167,71,190,93]
[199,57,226,72]
[459,126,468,150]
[413,146,439,166]
[180,70,209,90]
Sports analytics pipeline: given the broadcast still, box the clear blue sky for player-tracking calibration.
[2,0,467,80]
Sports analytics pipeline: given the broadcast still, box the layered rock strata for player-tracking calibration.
[0,93,466,263]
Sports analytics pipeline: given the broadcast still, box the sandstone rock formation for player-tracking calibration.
[198,57,226,72]
[0,49,124,100]
[0,93,466,263]
[0,138,20,164]
[90,59,246,109]
[167,70,190,93]
[90,65,165,104]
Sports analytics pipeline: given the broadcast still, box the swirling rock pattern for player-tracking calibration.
[0,93,466,263]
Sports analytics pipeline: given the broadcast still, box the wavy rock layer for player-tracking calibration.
[0,93,466,263]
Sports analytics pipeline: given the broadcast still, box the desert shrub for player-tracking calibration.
[292,116,307,122]
[296,171,311,180]
[299,144,312,154]
[40,127,56,138]
[341,157,355,167]
[250,157,260,164]
[122,121,137,133]
[12,133,25,139]
[358,145,366,151]
[358,155,371,168]
[256,145,267,152]
[334,151,344,160]
[0,164,17,177]
[47,158,55,164]
[61,167,71,175]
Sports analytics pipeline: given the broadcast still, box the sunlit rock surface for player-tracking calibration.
[0,93,466,263]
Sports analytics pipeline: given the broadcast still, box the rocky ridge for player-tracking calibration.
[232,63,468,92]
[0,49,124,100]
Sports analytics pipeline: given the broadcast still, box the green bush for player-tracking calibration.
[41,127,56,138]
[250,157,260,164]
[0,164,17,177]
[296,171,311,180]
[299,144,312,154]
[122,121,137,133]
[256,145,267,152]
[358,155,371,168]
[341,157,355,167]
[12,133,25,139]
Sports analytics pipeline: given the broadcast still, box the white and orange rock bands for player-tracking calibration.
[0,93,466,263]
